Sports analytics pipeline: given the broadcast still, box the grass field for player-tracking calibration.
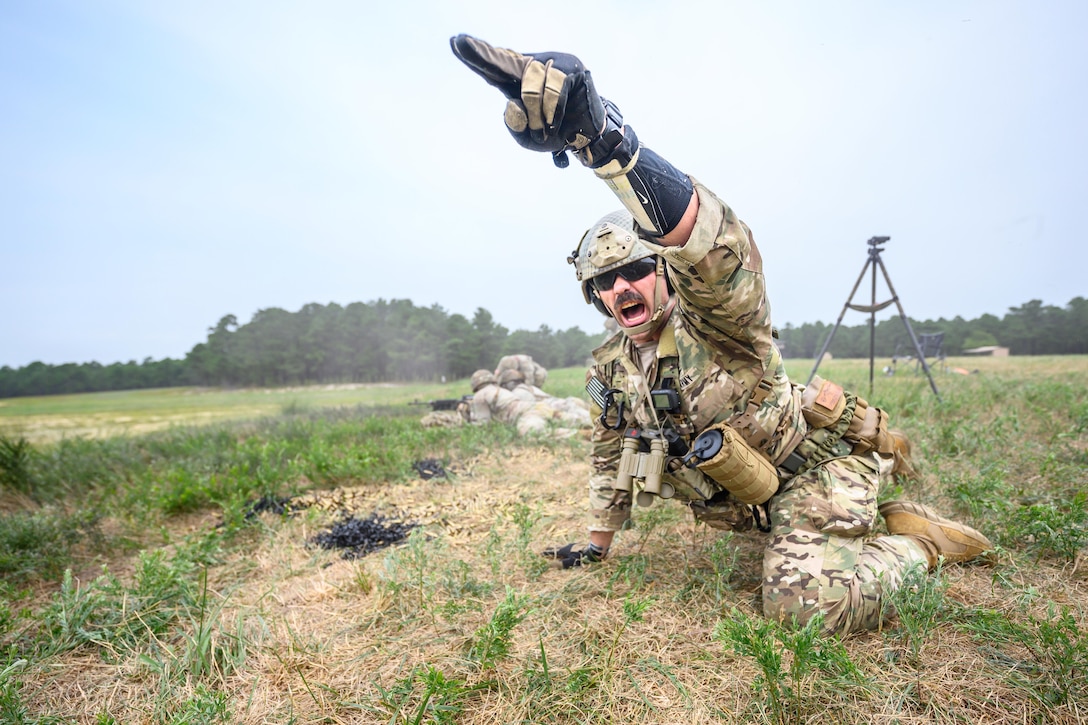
[0,379,487,446]
[1,357,1086,724]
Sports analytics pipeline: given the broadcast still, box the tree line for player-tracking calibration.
[0,300,603,398]
[1,296,1085,399]
[776,297,1088,360]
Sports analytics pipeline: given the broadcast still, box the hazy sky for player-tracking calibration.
[3,1,1085,368]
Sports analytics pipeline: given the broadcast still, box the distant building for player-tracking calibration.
[963,346,1009,357]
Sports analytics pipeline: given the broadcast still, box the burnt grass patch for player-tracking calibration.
[311,513,417,559]
[245,493,297,518]
[412,457,448,480]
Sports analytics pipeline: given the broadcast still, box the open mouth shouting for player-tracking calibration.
[613,290,650,327]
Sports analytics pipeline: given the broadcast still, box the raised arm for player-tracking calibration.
[450,34,697,245]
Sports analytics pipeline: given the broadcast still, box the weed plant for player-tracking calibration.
[0,437,33,494]
[882,563,950,668]
[715,610,865,724]
[959,600,1088,707]
[467,586,532,670]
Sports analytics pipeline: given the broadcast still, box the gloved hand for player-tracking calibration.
[449,34,613,167]
[541,542,607,569]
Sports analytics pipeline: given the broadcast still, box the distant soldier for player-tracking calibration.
[495,354,547,388]
[497,369,547,403]
[499,368,592,427]
[468,369,528,426]
[470,368,588,438]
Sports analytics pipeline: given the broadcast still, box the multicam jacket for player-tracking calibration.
[469,384,532,425]
[586,180,807,532]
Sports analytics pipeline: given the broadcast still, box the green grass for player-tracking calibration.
[0,358,1086,723]
[0,369,591,445]
[0,403,536,587]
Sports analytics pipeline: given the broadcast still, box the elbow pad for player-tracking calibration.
[574,100,693,237]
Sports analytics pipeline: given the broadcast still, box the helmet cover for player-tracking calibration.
[471,369,497,392]
[568,210,658,315]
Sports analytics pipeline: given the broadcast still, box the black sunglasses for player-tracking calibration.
[591,258,657,292]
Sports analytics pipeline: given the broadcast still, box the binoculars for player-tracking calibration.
[615,433,675,507]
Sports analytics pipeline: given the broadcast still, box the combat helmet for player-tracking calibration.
[567,210,673,338]
[471,369,496,392]
[497,369,525,389]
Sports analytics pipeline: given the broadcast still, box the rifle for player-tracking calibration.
[410,395,473,412]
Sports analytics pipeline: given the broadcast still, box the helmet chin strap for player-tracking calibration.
[617,259,675,341]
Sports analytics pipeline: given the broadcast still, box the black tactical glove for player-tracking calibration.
[450,34,617,168]
[541,542,608,569]
[450,33,693,236]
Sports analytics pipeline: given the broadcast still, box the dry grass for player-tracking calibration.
[0,383,440,446]
[19,444,1082,724]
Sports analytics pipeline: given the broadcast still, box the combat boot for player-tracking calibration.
[879,500,992,568]
[888,429,918,479]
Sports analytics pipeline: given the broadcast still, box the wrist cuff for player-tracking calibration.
[580,120,692,236]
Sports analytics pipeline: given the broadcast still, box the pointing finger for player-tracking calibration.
[450,34,530,100]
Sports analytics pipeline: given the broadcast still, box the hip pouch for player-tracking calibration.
[800,375,847,429]
[687,423,780,505]
[801,375,893,457]
[845,397,892,456]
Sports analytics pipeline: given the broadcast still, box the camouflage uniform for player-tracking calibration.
[496,367,591,429]
[469,383,532,426]
[419,410,465,428]
[501,374,591,427]
[506,382,544,405]
[587,181,929,634]
[539,396,591,430]
[497,369,545,403]
[471,382,587,438]
[495,354,548,388]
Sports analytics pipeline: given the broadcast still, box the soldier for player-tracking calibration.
[451,35,992,634]
[467,369,524,426]
[469,369,585,438]
[495,354,548,388]
[499,368,592,426]
[497,369,545,403]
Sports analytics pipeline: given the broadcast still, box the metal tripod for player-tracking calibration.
[806,236,940,401]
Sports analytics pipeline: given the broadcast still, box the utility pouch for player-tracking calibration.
[845,398,893,457]
[686,423,781,505]
[801,375,846,429]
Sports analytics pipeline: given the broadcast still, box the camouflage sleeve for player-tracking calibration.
[643,180,774,372]
[469,389,492,424]
[587,365,632,532]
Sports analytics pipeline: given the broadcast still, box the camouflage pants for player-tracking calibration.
[762,453,929,634]
[517,401,590,438]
